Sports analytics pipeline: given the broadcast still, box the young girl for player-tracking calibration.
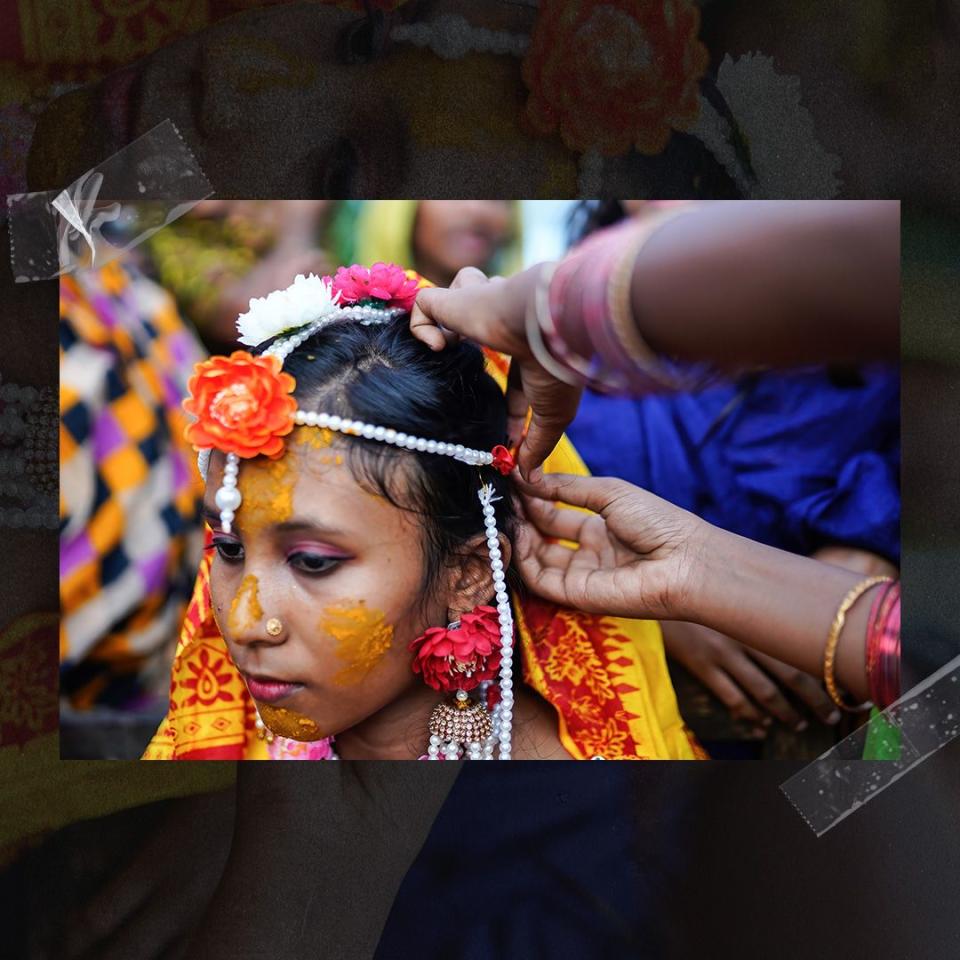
[145,264,702,760]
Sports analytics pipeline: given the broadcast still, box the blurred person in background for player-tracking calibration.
[329,200,521,284]
[139,201,331,355]
[59,257,208,754]
[562,200,900,758]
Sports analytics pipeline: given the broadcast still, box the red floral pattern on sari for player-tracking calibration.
[517,596,654,759]
[144,543,255,760]
[180,648,236,708]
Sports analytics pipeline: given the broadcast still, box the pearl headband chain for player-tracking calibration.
[206,413,501,536]
[196,310,502,526]
[293,411,496,465]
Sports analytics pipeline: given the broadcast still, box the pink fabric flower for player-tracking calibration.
[410,606,504,692]
[268,735,337,760]
[328,262,421,311]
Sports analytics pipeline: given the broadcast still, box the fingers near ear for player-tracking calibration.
[516,418,564,482]
[514,379,582,481]
[516,471,626,515]
[520,494,587,542]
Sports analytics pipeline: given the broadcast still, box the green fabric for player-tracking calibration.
[862,706,902,760]
[328,201,364,268]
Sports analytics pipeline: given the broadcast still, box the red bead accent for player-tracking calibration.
[490,444,516,475]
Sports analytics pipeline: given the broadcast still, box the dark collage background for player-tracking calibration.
[1,2,958,957]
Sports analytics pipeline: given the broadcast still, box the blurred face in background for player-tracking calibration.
[412,201,513,286]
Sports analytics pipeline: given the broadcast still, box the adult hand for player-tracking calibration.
[513,472,706,621]
[661,621,841,735]
[411,266,582,480]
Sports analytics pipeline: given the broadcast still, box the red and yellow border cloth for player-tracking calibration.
[144,351,705,760]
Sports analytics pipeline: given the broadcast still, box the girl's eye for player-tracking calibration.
[288,552,343,576]
[212,538,244,563]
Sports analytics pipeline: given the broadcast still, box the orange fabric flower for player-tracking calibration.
[183,351,297,459]
[521,0,709,157]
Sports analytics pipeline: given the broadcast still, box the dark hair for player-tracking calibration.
[567,200,628,248]
[262,319,516,601]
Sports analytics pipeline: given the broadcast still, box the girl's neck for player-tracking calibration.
[333,682,445,760]
[333,680,571,760]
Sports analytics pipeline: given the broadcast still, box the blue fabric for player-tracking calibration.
[375,765,695,960]
[566,366,900,563]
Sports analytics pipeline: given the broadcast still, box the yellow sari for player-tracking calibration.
[145,350,704,760]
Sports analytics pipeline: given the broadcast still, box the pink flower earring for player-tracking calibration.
[409,605,508,760]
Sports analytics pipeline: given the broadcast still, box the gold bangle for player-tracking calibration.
[823,576,894,712]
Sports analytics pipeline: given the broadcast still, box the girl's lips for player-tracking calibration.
[243,675,305,704]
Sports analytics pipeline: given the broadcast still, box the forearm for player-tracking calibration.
[681,523,878,702]
[629,200,900,368]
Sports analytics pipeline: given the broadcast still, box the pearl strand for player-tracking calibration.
[479,483,513,759]
[264,306,403,364]
[215,452,241,533]
[197,306,493,533]
[293,410,496,469]
[391,14,529,59]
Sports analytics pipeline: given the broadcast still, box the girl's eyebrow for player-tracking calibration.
[274,517,347,538]
[202,504,346,539]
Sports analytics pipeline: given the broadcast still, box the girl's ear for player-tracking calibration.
[443,533,512,621]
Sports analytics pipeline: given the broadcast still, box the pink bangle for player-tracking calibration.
[536,212,718,395]
[866,581,900,709]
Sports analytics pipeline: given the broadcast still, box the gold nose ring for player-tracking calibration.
[265,618,283,637]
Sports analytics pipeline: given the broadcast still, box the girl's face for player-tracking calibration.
[413,201,513,285]
[204,430,448,740]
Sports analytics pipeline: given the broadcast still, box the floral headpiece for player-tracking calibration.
[183,262,519,758]
[184,262,516,533]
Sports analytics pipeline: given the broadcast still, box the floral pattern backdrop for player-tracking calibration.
[0,0,292,201]
[5,0,955,204]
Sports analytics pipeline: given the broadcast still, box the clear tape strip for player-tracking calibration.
[781,652,960,836]
[7,118,212,283]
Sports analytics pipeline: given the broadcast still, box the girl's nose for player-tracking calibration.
[226,573,286,647]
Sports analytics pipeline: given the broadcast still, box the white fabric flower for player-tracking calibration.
[236,273,341,347]
[691,53,842,199]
